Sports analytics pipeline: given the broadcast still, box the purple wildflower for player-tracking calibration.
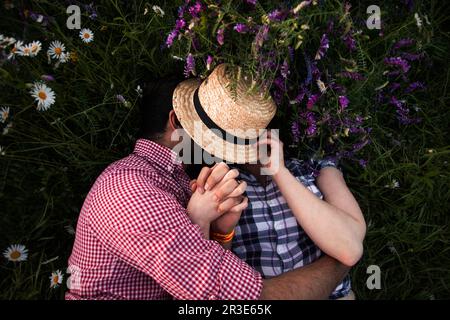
[405,81,426,93]
[292,86,308,104]
[246,0,257,5]
[338,96,350,112]
[281,59,290,79]
[384,57,411,73]
[390,96,420,125]
[268,9,288,22]
[315,34,329,60]
[41,74,55,82]
[184,53,196,77]
[188,1,203,18]
[389,82,402,93]
[304,111,317,136]
[342,32,356,51]
[217,28,225,46]
[306,94,320,110]
[234,23,249,33]
[206,55,214,71]
[165,30,178,47]
[116,94,126,104]
[338,71,366,81]
[176,18,186,30]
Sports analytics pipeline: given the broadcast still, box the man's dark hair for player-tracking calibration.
[137,74,185,140]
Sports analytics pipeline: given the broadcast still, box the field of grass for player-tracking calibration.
[0,0,449,299]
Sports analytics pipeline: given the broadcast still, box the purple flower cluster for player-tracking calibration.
[390,96,421,125]
[304,111,317,136]
[184,53,196,77]
[338,71,366,81]
[267,9,288,22]
[342,32,356,51]
[384,57,411,73]
[217,28,225,46]
[234,23,249,34]
[315,34,329,60]
[338,96,350,112]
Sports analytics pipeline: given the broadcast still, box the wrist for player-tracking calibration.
[198,222,210,240]
[272,166,289,182]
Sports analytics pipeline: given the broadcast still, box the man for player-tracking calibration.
[66,66,349,300]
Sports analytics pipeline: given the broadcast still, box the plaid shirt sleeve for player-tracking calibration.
[87,170,262,300]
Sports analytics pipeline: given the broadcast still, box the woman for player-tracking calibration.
[231,132,366,299]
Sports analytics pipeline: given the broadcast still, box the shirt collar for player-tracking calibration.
[133,139,183,175]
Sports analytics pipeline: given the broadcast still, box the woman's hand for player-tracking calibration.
[257,131,287,178]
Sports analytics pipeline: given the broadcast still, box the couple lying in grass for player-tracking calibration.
[66,64,366,300]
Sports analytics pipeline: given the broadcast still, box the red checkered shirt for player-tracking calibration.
[66,139,262,300]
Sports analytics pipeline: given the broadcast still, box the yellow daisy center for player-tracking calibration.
[32,45,38,52]
[55,47,62,55]
[10,251,21,260]
[38,91,47,100]
[83,33,90,39]
[53,276,59,284]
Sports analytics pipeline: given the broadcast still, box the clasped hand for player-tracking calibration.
[187,162,248,237]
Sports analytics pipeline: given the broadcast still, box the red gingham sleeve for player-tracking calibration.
[87,170,263,300]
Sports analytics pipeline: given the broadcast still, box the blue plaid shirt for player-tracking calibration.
[231,158,351,299]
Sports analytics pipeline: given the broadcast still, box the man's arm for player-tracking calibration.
[260,255,349,300]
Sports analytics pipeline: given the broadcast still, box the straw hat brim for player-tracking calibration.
[173,78,258,164]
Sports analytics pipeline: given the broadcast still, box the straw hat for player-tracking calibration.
[172,64,277,163]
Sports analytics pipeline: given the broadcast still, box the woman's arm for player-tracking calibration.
[260,136,366,267]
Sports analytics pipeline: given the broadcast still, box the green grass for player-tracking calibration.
[0,0,449,299]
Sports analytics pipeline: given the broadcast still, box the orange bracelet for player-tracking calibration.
[211,230,235,243]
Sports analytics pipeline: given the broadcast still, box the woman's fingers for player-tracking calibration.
[214,178,239,201]
[226,197,249,214]
[226,181,247,198]
[204,162,230,191]
[218,196,245,214]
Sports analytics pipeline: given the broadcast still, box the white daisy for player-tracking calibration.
[0,145,5,156]
[79,28,94,43]
[0,106,10,123]
[49,270,64,288]
[47,40,66,60]
[152,5,165,17]
[58,52,70,63]
[29,40,42,56]
[30,82,56,111]
[16,41,31,57]
[3,244,28,262]
[316,79,327,93]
